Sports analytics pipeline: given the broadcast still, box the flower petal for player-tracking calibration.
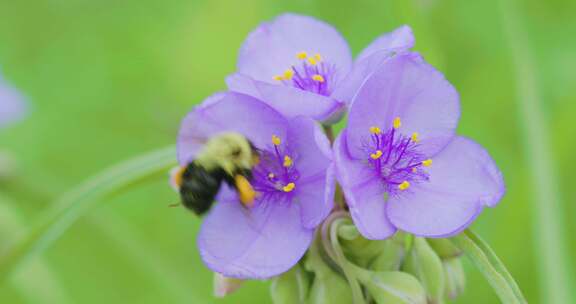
[347,52,460,159]
[334,131,397,239]
[386,136,505,237]
[0,75,27,128]
[330,49,396,105]
[237,13,352,84]
[284,116,334,228]
[287,116,332,177]
[177,92,288,165]
[331,25,414,105]
[295,163,336,229]
[198,197,314,279]
[356,25,415,63]
[226,73,345,123]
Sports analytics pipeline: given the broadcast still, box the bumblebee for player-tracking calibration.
[172,132,259,215]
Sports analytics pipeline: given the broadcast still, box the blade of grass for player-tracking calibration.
[499,1,575,303]
[0,146,177,283]
[451,230,527,304]
[0,195,72,303]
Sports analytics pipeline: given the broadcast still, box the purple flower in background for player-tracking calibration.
[227,13,414,123]
[334,52,505,240]
[178,92,335,279]
[0,72,26,128]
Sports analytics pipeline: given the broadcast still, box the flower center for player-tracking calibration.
[251,135,300,202]
[272,52,336,96]
[363,117,432,195]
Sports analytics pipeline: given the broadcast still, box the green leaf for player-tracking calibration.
[403,237,445,304]
[451,230,527,303]
[0,146,177,283]
[354,268,426,304]
[270,265,309,304]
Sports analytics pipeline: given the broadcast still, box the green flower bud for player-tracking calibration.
[442,258,466,300]
[270,265,309,304]
[354,268,427,304]
[370,233,407,271]
[338,224,386,267]
[213,273,243,298]
[403,237,445,304]
[306,270,353,304]
[427,238,463,259]
[338,225,407,269]
[304,238,353,304]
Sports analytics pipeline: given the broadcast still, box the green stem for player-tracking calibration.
[329,217,366,304]
[0,146,177,283]
[499,1,574,303]
[451,229,527,304]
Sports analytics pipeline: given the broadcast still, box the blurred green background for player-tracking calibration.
[0,0,574,303]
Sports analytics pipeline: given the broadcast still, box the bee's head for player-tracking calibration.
[198,132,259,176]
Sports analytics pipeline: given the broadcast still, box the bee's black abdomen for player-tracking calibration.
[179,162,226,215]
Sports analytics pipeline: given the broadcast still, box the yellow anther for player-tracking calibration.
[369,126,382,135]
[411,132,419,142]
[307,57,318,65]
[296,51,308,59]
[268,173,275,179]
[398,181,410,191]
[422,159,433,167]
[283,182,296,192]
[273,75,284,81]
[283,69,294,80]
[370,150,383,160]
[313,53,322,61]
[283,155,293,167]
[312,74,325,82]
[412,168,417,173]
[393,117,402,129]
[272,135,281,146]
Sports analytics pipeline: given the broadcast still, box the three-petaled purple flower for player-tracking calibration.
[226,13,414,123]
[0,71,26,128]
[177,92,335,279]
[334,52,505,239]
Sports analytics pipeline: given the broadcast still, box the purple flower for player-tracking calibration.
[226,13,414,123]
[0,72,26,128]
[334,52,505,240]
[177,92,335,279]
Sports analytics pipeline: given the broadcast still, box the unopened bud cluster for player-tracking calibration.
[269,213,466,304]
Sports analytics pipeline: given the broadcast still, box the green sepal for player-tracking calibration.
[403,237,445,304]
[427,238,463,259]
[270,264,310,304]
[443,258,466,300]
[354,268,427,304]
